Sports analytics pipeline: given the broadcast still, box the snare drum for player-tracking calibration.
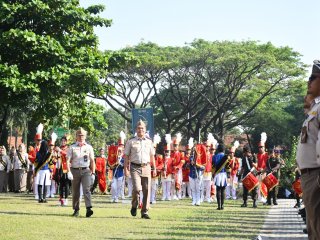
[242,172,259,192]
[292,179,303,197]
[262,173,279,191]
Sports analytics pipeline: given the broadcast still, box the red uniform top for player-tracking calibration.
[257,152,268,172]
[182,154,191,182]
[162,156,173,177]
[96,156,106,173]
[60,145,69,173]
[171,151,185,173]
[152,154,164,178]
[28,148,36,164]
[228,157,240,176]
[205,153,212,173]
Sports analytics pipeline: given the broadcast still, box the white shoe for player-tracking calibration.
[50,194,54,198]
[35,195,39,200]
[192,201,196,206]
[161,197,166,201]
[64,199,68,206]
[196,201,200,206]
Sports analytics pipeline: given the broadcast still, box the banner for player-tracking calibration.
[131,108,154,138]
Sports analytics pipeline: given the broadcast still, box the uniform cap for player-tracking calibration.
[76,127,87,136]
[312,60,320,74]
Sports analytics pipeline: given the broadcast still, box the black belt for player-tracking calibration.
[301,167,320,175]
[131,162,149,167]
[72,167,89,170]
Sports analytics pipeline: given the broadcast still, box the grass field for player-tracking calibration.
[0,193,269,240]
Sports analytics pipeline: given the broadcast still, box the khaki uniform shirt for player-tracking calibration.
[296,97,320,169]
[67,142,94,168]
[0,155,10,172]
[124,136,155,164]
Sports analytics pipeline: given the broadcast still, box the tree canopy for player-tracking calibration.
[0,0,113,145]
[97,40,307,144]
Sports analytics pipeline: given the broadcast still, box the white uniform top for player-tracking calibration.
[296,96,320,169]
[67,142,94,168]
[13,152,29,170]
[124,136,155,164]
[0,155,10,172]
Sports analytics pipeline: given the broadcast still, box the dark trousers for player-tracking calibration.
[243,186,257,202]
[59,173,70,199]
[216,186,225,208]
[267,185,278,204]
[301,169,320,240]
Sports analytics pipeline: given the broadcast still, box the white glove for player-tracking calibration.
[67,171,73,181]
[91,174,95,184]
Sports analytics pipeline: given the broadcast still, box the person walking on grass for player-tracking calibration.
[124,120,156,219]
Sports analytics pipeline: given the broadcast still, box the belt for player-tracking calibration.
[131,162,149,167]
[72,167,89,170]
[301,167,320,175]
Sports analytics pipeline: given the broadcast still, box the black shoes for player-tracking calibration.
[141,214,151,219]
[241,202,247,207]
[86,208,93,218]
[130,207,137,217]
[72,210,79,217]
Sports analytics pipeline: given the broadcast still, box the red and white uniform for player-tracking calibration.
[226,157,240,200]
[150,154,164,203]
[181,153,191,198]
[171,150,184,199]
[161,154,173,201]
[202,150,213,202]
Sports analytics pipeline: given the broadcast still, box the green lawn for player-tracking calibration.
[0,193,269,240]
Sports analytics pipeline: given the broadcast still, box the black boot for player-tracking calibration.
[273,197,278,205]
[253,200,257,208]
[38,185,43,203]
[221,195,224,210]
[216,188,221,210]
[241,201,247,207]
[43,185,47,203]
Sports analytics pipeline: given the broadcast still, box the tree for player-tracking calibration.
[101,40,306,142]
[0,0,113,145]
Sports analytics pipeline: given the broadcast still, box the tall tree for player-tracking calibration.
[100,40,306,141]
[0,0,113,145]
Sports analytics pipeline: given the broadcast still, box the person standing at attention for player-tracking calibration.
[296,60,320,239]
[124,120,156,219]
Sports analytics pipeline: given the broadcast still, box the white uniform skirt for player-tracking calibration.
[35,169,51,186]
[213,172,227,187]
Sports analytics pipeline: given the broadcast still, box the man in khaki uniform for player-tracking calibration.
[296,60,320,239]
[124,120,156,219]
[67,127,95,217]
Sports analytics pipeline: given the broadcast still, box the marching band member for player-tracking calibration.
[171,133,184,200]
[203,133,215,203]
[162,134,173,201]
[226,141,240,200]
[33,123,43,199]
[13,144,29,193]
[34,133,57,203]
[94,148,107,194]
[189,140,206,206]
[55,136,70,206]
[240,146,258,208]
[256,132,268,203]
[265,149,281,205]
[181,144,191,198]
[212,144,229,210]
[27,146,35,193]
[111,144,125,203]
[0,146,10,192]
[150,133,162,204]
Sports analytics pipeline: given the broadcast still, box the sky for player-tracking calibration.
[80,0,319,71]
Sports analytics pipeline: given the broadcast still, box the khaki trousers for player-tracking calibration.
[71,168,92,210]
[301,168,320,240]
[130,164,151,215]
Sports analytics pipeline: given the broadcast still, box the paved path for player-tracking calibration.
[256,199,308,240]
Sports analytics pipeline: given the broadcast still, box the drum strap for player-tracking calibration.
[245,157,250,171]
